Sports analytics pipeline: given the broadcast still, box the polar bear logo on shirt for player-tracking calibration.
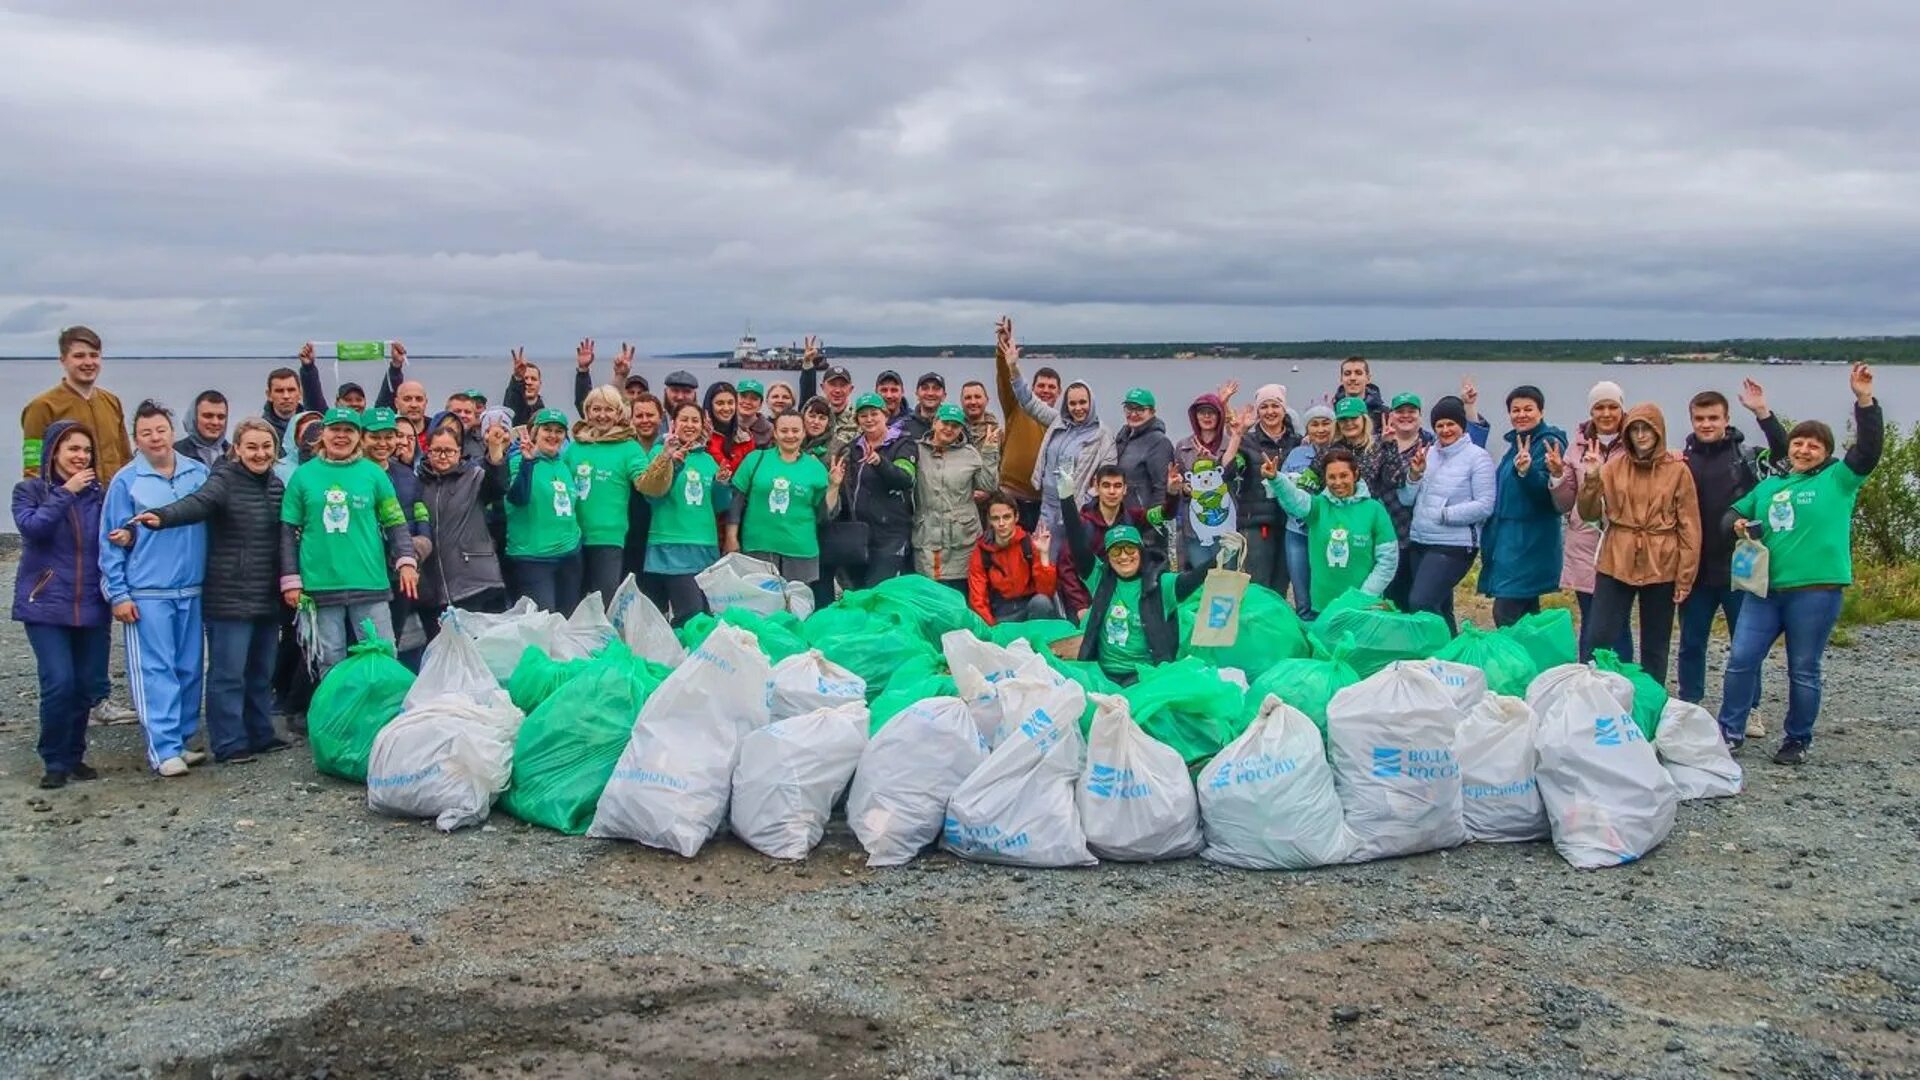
[1326,526,1351,568]
[1767,489,1795,533]
[551,479,573,517]
[322,487,350,533]
[769,476,792,514]
[573,463,593,500]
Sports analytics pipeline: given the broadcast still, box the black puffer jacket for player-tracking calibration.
[149,459,285,620]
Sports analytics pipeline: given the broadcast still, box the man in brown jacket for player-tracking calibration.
[1575,402,1701,683]
[993,316,1060,529]
[21,326,133,481]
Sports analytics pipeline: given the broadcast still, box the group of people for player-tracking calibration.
[13,321,1884,788]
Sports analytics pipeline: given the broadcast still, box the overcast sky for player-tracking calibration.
[3,2,1919,356]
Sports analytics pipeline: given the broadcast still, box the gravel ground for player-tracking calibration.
[0,556,1916,1080]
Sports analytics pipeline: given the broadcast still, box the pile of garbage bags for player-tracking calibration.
[305,569,1740,870]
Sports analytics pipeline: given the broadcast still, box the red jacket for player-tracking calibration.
[968,527,1058,626]
[707,429,756,477]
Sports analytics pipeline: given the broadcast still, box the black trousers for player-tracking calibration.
[1583,573,1677,684]
[1406,543,1477,635]
[1493,596,1542,628]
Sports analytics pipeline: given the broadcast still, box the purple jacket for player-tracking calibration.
[11,419,109,627]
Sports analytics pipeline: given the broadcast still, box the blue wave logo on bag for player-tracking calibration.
[1371,747,1403,778]
[1205,595,1236,630]
[1594,714,1642,748]
[1018,706,1063,752]
[1206,759,1234,791]
[1369,745,1456,780]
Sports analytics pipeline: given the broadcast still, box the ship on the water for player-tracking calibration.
[722,323,807,369]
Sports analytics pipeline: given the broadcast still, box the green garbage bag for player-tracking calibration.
[839,576,988,646]
[506,646,594,714]
[1178,583,1312,672]
[680,609,809,663]
[1593,648,1668,741]
[499,658,648,834]
[1242,653,1361,736]
[1501,608,1577,675]
[1307,588,1452,677]
[869,670,960,736]
[987,618,1082,653]
[816,630,939,703]
[1434,622,1537,698]
[308,626,414,782]
[1123,657,1249,767]
[675,612,718,652]
[799,604,894,647]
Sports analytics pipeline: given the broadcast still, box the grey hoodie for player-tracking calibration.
[1025,380,1116,535]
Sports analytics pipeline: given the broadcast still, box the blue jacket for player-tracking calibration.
[11,419,109,627]
[1406,437,1497,547]
[1479,422,1568,599]
[100,453,210,605]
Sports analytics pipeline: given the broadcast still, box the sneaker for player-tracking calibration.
[254,738,293,755]
[156,757,190,778]
[90,701,139,726]
[38,772,69,790]
[215,752,258,765]
[1748,714,1768,738]
[70,763,99,781]
[1772,740,1808,766]
[1723,734,1745,755]
[182,750,210,767]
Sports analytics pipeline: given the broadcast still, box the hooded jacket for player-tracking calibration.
[1554,420,1630,593]
[1169,394,1245,552]
[260,363,327,445]
[1027,380,1116,534]
[912,432,1000,580]
[1333,382,1388,433]
[1576,405,1702,592]
[173,430,231,472]
[1479,421,1569,599]
[1682,416,1788,590]
[11,420,109,627]
[1114,414,1175,517]
[148,457,286,621]
[997,357,1047,501]
[1238,414,1303,527]
[968,525,1058,625]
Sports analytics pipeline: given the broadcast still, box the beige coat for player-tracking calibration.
[1576,403,1701,592]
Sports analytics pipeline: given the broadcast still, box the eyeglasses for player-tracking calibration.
[426,446,460,457]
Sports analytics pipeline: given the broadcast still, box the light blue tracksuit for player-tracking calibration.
[100,455,210,769]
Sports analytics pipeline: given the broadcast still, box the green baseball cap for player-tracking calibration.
[360,407,398,433]
[531,408,569,428]
[935,403,966,425]
[854,392,887,413]
[1389,392,1422,411]
[460,388,488,404]
[1123,388,1157,410]
[321,407,363,429]
[1104,525,1144,551]
[1334,396,1369,420]
[736,379,765,398]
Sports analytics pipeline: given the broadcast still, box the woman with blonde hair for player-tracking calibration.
[566,384,652,601]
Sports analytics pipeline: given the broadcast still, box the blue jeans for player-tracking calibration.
[1677,585,1759,709]
[205,618,280,759]
[1717,587,1843,746]
[25,623,110,773]
[311,600,395,677]
[515,550,583,614]
[1283,527,1314,618]
[1575,589,1635,664]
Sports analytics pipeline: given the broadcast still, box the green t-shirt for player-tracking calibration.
[734,449,831,558]
[281,457,405,593]
[565,439,650,547]
[1095,576,1152,681]
[1734,461,1866,589]
[507,453,584,558]
[1304,495,1398,612]
[648,450,724,547]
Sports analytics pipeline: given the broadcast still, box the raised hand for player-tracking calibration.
[298,342,315,366]
[517,433,534,461]
[511,346,527,377]
[1260,453,1278,479]
[391,341,407,367]
[1544,439,1565,479]
[829,454,847,485]
[1738,377,1768,415]
[1230,405,1252,433]
[484,422,511,460]
[863,443,882,467]
[1513,434,1533,476]
[614,343,634,382]
[1055,465,1078,501]
[1583,436,1602,469]
[1217,379,1241,405]
[803,334,822,365]
[1851,363,1876,404]
[1460,376,1478,407]
[981,426,1001,450]
[575,338,595,371]
[1032,523,1053,556]
[715,465,733,485]
[63,467,96,494]
[1166,460,1184,494]
[994,317,1012,359]
[1410,443,1429,478]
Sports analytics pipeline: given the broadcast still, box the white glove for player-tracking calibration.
[1055,465,1078,501]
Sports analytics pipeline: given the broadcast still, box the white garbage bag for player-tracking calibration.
[1527,662,1633,722]
[1457,694,1549,843]
[943,631,1055,744]
[783,579,817,620]
[1654,700,1743,800]
[406,616,505,709]
[768,650,867,721]
[1199,695,1356,869]
[1535,670,1679,869]
[553,591,617,660]
[729,702,870,859]
[1077,694,1202,861]
[696,552,792,616]
[367,696,524,831]
[463,601,567,683]
[1422,659,1488,712]
[608,574,686,667]
[942,677,1096,867]
[587,624,773,856]
[1326,661,1468,862]
[848,697,988,867]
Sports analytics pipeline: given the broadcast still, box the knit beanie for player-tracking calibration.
[1302,402,1336,425]
[1587,381,1625,409]
[1429,395,1469,430]
[1255,384,1288,409]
